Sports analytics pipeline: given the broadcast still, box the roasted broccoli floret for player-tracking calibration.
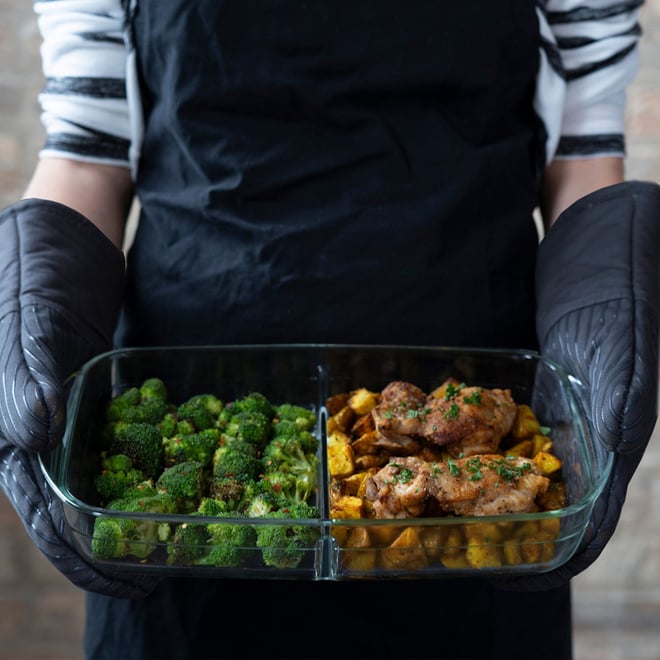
[91,517,136,560]
[105,379,169,426]
[92,493,177,560]
[109,421,164,479]
[158,412,179,438]
[196,496,228,516]
[229,391,274,419]
[93,386,322,567]
[260,470,299,503]
[171,498,259,567]
[104,387,141,422]
[273,403,316,433]
[167,521,211,566]
[190,393,224,417]
[244,480,289,518]
[262,430,318,464]
[120,481,158,500]
[209,478,248,511]
[224,411,272,449]
[176,394,223,432]
[108,491,178,516]
[94,453,146,504]
[261,431,319,504]
[156,461,207,512]
[255,502,320,569]
[139,377,168,402]
[213,440,262,481]
[197,512,257,568]
[162,428,221,467]
[133,397,170,424]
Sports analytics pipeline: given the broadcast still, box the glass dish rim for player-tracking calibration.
[38,343,614,530]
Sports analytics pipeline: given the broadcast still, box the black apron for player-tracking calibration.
[117,0,545,349]
[89,2,572,658]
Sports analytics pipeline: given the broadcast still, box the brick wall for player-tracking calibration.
[0,3,86,659]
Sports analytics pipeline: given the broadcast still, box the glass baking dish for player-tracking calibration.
[39,344,612,580]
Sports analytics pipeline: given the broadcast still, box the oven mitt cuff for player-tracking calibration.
[0,198,126,452]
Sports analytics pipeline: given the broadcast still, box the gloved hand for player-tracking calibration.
[505,180,660,591]
[0,198,154,598]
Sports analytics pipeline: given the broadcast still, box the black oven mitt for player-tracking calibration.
[506,180,660,591]
[0,198,155,598]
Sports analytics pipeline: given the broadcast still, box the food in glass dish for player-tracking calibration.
[327,378,567,572]
[90,378,321,569]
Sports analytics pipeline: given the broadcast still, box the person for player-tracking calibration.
[0,1,658,658]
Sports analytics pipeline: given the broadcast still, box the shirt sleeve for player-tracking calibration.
[33,0,133,169]
[536,0,643,162]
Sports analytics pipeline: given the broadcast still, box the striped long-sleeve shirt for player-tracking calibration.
[33,0,644,177]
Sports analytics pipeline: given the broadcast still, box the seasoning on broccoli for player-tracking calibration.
[261,429,319,505]
[244,480,289,518]
[109,421,164,479]
[213,439,262,481]
[156,460,207,512]
[224,411,272,449]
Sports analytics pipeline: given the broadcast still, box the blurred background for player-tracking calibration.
[1,2,660,658]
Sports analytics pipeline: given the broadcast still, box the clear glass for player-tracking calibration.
[39,344,613,580]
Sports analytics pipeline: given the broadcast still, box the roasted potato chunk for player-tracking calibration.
[327,432,355,479]
[511,404,541,438]
[380,527,428,571]
[534,450,563,475]
[327,406,355,435]
[330,495,364,520]
[347,388,379,415]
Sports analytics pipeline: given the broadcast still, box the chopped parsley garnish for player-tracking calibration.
[444,382,466,400]
[463,388,483,405]
[443,402,460,420]
[488,457,532,482]
[397,467,414,483]
[407,407,432,419]
[447,458,461,477]
[387,462,414,484]
[465,457,484,481]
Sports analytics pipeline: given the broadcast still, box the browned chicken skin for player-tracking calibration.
[364,454,550,519]
[371,380,517,456]
[371,381,428,442]
[363,456,431,518]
